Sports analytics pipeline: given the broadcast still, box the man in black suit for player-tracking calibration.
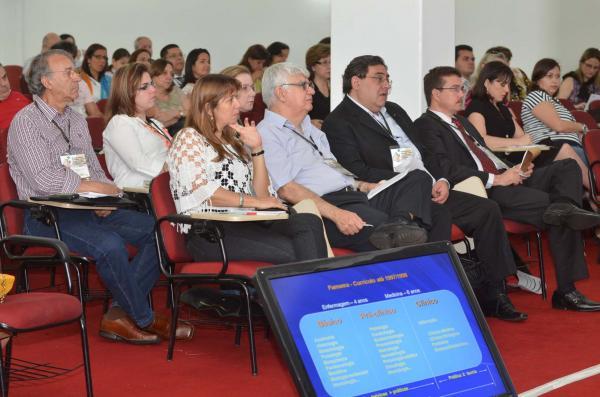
[414,66,600,312]
[322,55,527,321]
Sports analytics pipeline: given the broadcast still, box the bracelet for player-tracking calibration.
[238,193,245,208]
[582,124,588,134]
[251,150,265,157]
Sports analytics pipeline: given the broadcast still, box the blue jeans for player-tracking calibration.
[24,208,159,328]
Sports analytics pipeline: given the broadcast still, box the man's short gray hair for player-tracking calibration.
[134,36,149,50]
[261,62,309,108]
[27,49,73,96]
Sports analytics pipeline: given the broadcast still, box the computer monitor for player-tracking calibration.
[255,242,516,397]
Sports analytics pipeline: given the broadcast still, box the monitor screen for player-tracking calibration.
[260,245,514,397]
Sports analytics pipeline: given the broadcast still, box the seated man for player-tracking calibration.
[8,49,193,343]
[0,63,30,131]
[257,62,452,252]
[322,55,529,321]
[160,44,185,88]
[414,66,600,312]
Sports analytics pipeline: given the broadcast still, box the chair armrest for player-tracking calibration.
[1,234,70,263]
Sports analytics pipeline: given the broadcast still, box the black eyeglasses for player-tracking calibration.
[281,81,315,91]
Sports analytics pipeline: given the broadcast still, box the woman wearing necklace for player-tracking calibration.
[103,63,172,189]
[168,74,327,264]
[306,43,331,129]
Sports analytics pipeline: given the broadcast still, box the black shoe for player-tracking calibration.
[368,221,427,250]
[543,202,600,230]
[481,293,528,322]
[552,290,600,312]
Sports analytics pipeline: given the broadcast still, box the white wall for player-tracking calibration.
[0,0,330,71]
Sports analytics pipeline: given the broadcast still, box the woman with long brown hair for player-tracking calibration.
[167,74,327,263]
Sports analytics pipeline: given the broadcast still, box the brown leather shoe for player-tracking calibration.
[145,312,194,341]
[99,315,161,345]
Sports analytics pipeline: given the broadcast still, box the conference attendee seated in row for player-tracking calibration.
[521,59,589,166]
[267,42,290,65]
[485,46,530,101]
[134,36,153,57]
[129,48,151,67]
[466,62,589,191]
[0,63,30,131]
[160,44,185,88]
[23,32,60,73]
[323,55,532,321]
[80,43,112,101]
[558,47,600,115]
[103,63,171,189]
[181,48,211,96]
[455,44,475,90]
[306,43,331,129]
[167,74,327,263]
[221,65,256,115]
[107,48,131,78]
[8,49,192,344]
[239,44,269,93]
[149,59,189,136]
[414,66,600,312]
[257,63,452,252]
[59,33,82,67]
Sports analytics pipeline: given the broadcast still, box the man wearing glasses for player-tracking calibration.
[160,44,185,88]
[8,50,193,344]
[414,66,600,313]
[257,62,452,252]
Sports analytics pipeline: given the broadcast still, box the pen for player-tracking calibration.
[363,223,374,227]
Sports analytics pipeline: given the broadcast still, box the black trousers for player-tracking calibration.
[488,159,588,291]
[321,169,452,252]
[186,213,328,265]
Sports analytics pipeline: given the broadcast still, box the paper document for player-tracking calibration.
[367,170,409,200]
[584,93,600,111]
[200,206,286,216]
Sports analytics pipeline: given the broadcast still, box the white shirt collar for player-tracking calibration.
[430,109,454,125]
[347,94,385,118]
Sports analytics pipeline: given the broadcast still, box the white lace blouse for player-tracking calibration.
[167,127,253,215]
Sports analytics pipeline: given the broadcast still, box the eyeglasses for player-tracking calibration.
[436,85,467,93]
[366,75,392,86]
[240,84,255,92]
[281,81,315,91]
[582,62,600,71]
[138,81,155,91]
[92,55,108,61]
[46,68,78,77]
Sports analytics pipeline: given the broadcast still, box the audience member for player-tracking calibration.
[558,48,600,113]
[59,33,81,67]
[129,48,151,67]
[257,62,452,252]
[239,44,269,93]
[306,43,331,128]
[81,43,111,100]
[181,48,211,96]
[221,65,256,114]
[0,63,31,131]
[319,37,331,45]
[160,44,185,88]
[148,59,188,135]
[103,63,171,189]
[23,32,60,73]
[414,66,600,312]
[322,55,532,320]
[455,44,475,85]
[134,36,153,57]
[8,49,193,343]
[486,46,530,100]
[167,74,327,263]
[521,58,588,165]
[267,42,290,65]
[107,48,131,77]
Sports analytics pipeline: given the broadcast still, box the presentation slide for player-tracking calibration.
[270,253,509,397]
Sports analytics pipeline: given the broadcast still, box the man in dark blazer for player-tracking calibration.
[322,55,528,321]
[414,65,600,312]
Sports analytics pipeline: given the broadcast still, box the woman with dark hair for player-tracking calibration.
[239,44,269,92]
[148,59,189,135]
[306,43,331,128]
[485,46,530,100]
[267,41,289,65]
[167,74,327,263]
[103,63,171,189]
[129,48,151,67]
[108,48,131,77]
[558,48,600,112]
[181,48,211,95]
[81,43,111,100]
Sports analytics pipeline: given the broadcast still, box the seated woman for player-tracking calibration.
[306,43,331,128]
[558,48,600,114]
[181,48,211,96]
[167,74,327,263]
[239,44,269,93]
[148,59,189,136]
[221,65,256,115]
[466,61,589,189]
[103,63,171,189]
[80,43,111,100]
[129,48,151,67]
[485,46,531,100]
[266,42,289,65]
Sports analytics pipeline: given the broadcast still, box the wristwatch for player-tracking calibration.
[582,123,589,134]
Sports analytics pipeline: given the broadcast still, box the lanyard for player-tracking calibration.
[143,118,173,143]
[373,111,393,137]
[284,125,324,157]
[34,101,71,152]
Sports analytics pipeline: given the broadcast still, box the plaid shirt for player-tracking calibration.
[7,95,112,199]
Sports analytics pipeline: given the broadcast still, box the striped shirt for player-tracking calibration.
[7,95,112,199]
[521,90,580,146]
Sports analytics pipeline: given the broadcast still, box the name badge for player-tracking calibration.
[390,146,414,172]
[60,154,90,179]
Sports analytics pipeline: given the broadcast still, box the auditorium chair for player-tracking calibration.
[95,99,108,114]
[559,98,575,111]
[149,172,272,374]
[85,117,106,153]
[507,101,523,127]
[3,66,22,94]
[589,100,600,112]
[583,129,600,206]
[0,234,93,397]
[572,110,598,130]
[0,129,7,165]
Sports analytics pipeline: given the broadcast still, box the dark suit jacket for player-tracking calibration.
[322,96,428,183]
[412,110,512,187]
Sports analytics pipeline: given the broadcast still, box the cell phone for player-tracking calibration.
[520,150,534,174]
[30,193,80,202]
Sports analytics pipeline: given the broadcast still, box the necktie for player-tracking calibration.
[451,117,500,175]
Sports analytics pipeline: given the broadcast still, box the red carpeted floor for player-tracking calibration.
[6,236,600,397]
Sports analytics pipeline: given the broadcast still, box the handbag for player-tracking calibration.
[0,274,15,303]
